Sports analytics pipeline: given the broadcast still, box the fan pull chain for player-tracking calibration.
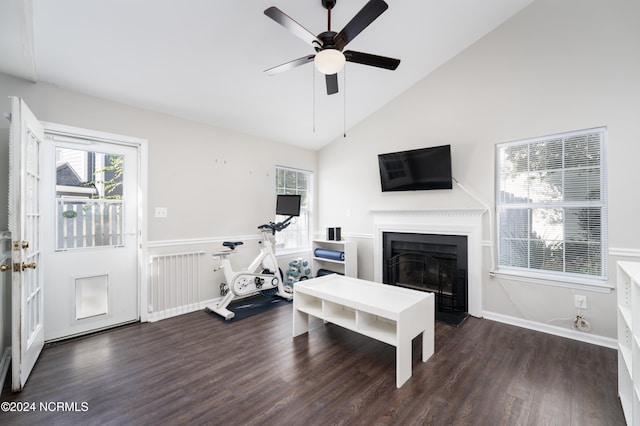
[343,65,347,138]
[312,66,316,133]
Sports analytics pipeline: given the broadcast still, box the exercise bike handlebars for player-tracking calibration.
[258,216,294,235]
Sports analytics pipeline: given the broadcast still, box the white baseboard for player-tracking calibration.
[0,347,10,393]
[147,298,219,322]
[147,294,269,322]
[482,311,617,349]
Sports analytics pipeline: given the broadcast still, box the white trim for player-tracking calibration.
[138,140,149,323]
[610,247,640,258]
[340,232,374,240]
[483,311,617,349]
[148,294,272,322]
[370,208,486,216]
[0,347,10,393]
[147,298,218,322]
[497,126,607,147]
[148,235,261,248]
[275,247,312,258]
[147,235,306,257]
[43,122,146,147]
[274,164,313,173]
[490,269,612,293]
[371,208,486,317]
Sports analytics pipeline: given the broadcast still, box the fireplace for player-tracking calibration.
[383,232,468,326]
[372,208,485,320]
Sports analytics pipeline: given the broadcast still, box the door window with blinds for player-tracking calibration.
[496,127,607,284]
[275,166,312,250]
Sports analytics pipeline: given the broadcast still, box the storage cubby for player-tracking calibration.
[295,292,322,317]
[356,311,397,346]
[312,239,357,278]
[617,261,640,425]
[323,300,356,328]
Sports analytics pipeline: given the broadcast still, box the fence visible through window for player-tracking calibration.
[56,198,124,250]
[55,146,125,251]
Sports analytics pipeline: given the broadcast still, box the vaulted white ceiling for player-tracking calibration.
[0,0,533,150]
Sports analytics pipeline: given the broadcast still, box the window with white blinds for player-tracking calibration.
[275,166,313,251]
[496,127,607,284]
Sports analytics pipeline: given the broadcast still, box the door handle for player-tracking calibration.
[0,264,10,272]
[12,241,29,250]
[22,262,37,270]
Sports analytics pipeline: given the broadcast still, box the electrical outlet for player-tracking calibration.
[154,207,168,218]
[574,295,587,309]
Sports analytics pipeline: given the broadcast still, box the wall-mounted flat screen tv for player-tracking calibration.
[378,144,452,192]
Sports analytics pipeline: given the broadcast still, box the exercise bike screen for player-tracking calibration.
[276,194,301,217]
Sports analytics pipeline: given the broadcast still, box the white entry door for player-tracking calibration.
[9,97,45,391]
[42,126,143,341]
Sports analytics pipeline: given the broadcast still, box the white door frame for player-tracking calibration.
[42,122,149,324]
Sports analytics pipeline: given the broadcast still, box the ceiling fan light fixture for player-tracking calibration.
[314,49,346,75]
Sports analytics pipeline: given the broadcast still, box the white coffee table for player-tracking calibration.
[293,274,434,388]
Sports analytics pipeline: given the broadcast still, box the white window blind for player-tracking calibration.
[496,127,607,282]
[275,166,312,250]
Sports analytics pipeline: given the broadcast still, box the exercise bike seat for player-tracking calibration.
[222,241,244,250]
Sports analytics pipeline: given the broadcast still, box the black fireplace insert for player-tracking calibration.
[383,232,468,326]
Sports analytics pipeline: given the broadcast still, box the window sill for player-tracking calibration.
[275,246,312,258]
[490,269,612,293]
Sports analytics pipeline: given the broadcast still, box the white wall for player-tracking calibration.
[0,72,317,313]
[318,0,640,343]
[0,73,317,239]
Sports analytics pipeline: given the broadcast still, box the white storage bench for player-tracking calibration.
[293,274,435,388]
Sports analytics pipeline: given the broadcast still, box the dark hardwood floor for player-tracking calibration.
[1,303,625,425]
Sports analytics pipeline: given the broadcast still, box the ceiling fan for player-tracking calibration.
[264,0,400,95]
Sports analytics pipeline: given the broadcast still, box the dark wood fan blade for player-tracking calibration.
[334,0,388,50]
[264,7,322,48]
[264,55,315,75]
[344,50,400,70]
[326,74,339,95]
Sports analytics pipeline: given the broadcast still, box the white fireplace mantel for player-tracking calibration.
[371,208,486,317]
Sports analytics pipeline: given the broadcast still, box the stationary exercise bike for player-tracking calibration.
[206,195,301,320]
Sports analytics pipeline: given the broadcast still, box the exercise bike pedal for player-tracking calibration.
[220,282,229,296]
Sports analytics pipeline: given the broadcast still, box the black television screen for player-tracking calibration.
[378,145,452,191]
[276,194,301,216]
